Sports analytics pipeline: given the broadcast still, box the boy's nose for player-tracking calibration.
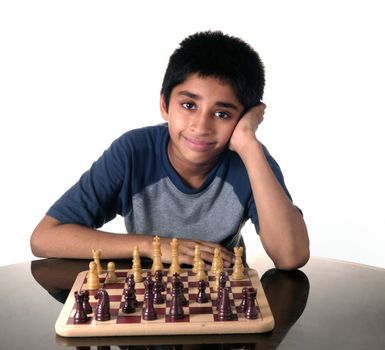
[190,111,212,134]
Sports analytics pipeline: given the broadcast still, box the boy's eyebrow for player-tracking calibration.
[177,90,240,111]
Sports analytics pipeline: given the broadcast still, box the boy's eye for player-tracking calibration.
[182,102,196,110]
[214,111,230,119]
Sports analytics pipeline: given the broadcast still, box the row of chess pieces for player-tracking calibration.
[87,237,248,291]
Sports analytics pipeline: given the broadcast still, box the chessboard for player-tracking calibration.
[55,267,274,337]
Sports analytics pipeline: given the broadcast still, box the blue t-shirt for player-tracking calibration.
[47,124,292,252]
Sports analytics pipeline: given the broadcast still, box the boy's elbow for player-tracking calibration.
[274,247,310,271]
[30,216,56,258]
[30,227,47,258]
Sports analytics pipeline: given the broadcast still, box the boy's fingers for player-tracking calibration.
[160,237,236,268]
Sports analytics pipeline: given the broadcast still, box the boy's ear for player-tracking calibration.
[160,94,169,121]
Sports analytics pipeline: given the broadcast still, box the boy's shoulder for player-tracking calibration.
[119,123,168,143]
[111,123,169,154]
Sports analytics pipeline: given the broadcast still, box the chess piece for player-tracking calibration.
[192,245,202,273]
[169,275,184,320]
[122,288,136,313]
[87,261,100,290]
[232,247,246,280]
[215,264,225,291]
[173,273,188,306]
[211,247,219,274]
[105,261,118,284]
[217,272,227,309]
[218,287,233,321]
[79,290,92,314]
[126,274,138,307]
[151,236,164,274]
[196,279,209,303]
[143,273,153,302]
[211,247,223,275]
[245,288,258,319]
[153,278,165,304]
[95,289,111,321]
[74,291,88,323]
[168,238,182,276]
[92,248,104,275]
[155,270,165,292]
[132,245,143,283]
[195,259,207,281]
[142,275,157,320]
[239,287,248,312]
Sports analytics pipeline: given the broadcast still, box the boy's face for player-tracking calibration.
[160,73,244,169]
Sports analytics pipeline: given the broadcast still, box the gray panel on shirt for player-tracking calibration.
[124,176,245,244]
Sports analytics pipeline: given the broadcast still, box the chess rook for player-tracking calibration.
[73,291,88,324]
[245,288,258,320]
[79,290,92,314]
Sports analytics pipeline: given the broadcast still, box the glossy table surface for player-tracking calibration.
[1,255,384,350]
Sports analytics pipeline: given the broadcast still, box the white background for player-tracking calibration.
[1,0,384,268]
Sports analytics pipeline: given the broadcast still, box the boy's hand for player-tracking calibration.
[158,237,234,268]
[229,103,266,154]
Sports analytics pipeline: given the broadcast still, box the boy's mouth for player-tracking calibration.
[182,136,216,151]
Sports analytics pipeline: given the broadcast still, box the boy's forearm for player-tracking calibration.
[30,215,153,260]
[31,216,235,266]
[237,140,310,270]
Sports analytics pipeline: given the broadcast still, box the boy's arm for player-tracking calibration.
[229,104,310,270]
[30,215,233,267]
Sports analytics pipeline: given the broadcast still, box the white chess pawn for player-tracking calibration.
[195,260,207,281]
[87,261,100,290]
[105,261,118,284]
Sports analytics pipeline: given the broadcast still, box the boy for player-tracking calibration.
[31,31,309,270]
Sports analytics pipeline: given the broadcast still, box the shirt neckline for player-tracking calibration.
[160,125,227,195]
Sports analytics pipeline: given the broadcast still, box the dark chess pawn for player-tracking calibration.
[79,290,93,314]
[155,270,166,292]
[95,289,111,321]
[217,272,227,310]
[245,288,258,319]
[239,287,248,312]
[218,287,233,321]
[179,279,188,307]
[196,279,208,303]
[142,275,157,320]
[153,279,165,304]
[122,288,136,313]
[74,291,88,324]
[143,273,153,301]
[169,275,184,320]
[126,274,138,307]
